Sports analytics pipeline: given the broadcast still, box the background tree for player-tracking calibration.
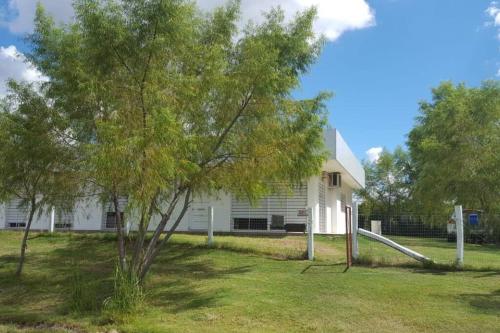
[408,81,500,214]
[357,147,413,216]
[0,81,79,276]
[29,0,329,283]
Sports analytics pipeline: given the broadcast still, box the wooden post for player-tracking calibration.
[49,206,55,233]
[208,206,214,246]
[352,202,359,260]
[307,207,314,260]
[455,205,464,268]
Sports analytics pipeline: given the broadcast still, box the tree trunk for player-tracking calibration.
[138,188,192,282]
[113,195,127,271]
[15,197,37,277]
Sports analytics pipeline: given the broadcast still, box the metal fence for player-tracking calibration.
[356,211,500,270]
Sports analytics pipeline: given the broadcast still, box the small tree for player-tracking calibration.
[0,81,78,276]
[357,147,413,216]
[29,0,328,283]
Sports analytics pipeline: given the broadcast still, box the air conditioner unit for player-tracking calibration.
[328,172,341,188]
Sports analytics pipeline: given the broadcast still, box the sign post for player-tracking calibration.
[454,205,464,268]
[307,207,314,260]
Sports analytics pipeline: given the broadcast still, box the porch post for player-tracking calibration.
[307,207,314,260]
[208,206,214,246]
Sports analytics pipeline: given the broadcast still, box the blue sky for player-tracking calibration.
[296,0,499,161]
[0,0,499,162]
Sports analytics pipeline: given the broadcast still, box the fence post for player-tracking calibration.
[49,206,55,233]
[352,202,359,260]
[307,207,314,260]
[454,205,464,268]
[208,206,214,246]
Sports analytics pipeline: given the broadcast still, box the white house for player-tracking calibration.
[0,128,364,234]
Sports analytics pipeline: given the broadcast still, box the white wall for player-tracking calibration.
[73,198,104,231]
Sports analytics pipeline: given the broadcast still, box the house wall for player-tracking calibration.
[330,185,354,234]
[0,176,357,234]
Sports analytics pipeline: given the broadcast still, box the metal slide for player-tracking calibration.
[358,228,433,264]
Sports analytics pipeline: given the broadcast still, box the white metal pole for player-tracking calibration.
[352,202,359,260]
[125,221,131,237]
[307,207,314,260]
[208,206,214,246]
[49,206,55,233]
[454,205,464,268]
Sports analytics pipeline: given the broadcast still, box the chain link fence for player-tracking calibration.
[356,212,500,270]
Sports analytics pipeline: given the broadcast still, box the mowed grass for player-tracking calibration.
[358,235,500,270]
[0,231,499,333]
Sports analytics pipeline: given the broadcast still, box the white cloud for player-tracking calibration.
[486,2,500,29]
[1,0,74,34]
[199,0,375,41]
[486,2,500,76]
[2,0,375,41]
[366,146,383,163]
[0,45,48,96]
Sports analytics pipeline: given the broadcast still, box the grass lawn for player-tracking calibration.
[0,231,499,333]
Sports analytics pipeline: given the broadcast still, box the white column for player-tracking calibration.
[208,206,214,246]
[49,206,55,233]
[352,202,359,260]
[307,207,314,260]
[454,205,464,268]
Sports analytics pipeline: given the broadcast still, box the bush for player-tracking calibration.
[103,265,144,317]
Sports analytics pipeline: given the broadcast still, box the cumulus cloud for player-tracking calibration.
[366,147,383,163]
[2,0,375,41]
[0,45,48,96]
[199,0,375,41]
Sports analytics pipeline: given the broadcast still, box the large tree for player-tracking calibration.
[0,81,79,276]
[29,0,328,282]
[408,81,500,215]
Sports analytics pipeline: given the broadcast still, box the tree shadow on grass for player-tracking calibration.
[458,289,500,315]
[0,234,115,325]
[146,242,254,313]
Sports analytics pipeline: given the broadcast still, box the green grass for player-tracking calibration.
[0,231,499,332]
[358,235,500,270]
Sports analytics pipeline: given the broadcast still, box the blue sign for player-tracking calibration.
[469,214,479,225]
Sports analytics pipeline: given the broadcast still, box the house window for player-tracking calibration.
[233,218,268,230]
[54,209,73,229]
[105,212,125,229]
[6,199,27,229]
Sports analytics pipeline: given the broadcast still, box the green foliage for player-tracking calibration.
[103,265,144,316]
[357,147,413,215]
[0,81,78,210]
[408,81,500,215]
[28,0,329,280]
